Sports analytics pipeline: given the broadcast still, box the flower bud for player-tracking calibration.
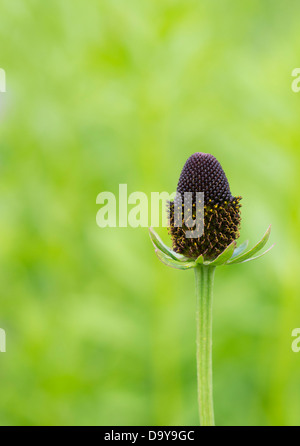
[168,153,242,259]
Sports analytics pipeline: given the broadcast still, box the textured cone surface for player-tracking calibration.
[168,153,242,259]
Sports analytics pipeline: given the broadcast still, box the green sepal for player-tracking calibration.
[207,241,236,266]
[155,249,196,270]
[227,225,272,265]
[231,240,249,259]
[234,244,275,264]
[195,255,204,265]
[149,227,191,262]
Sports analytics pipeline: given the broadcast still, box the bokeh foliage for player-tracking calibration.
[0,0,300,426]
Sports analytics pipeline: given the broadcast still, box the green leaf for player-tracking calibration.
[155,249,196,270]
[149,227,191,262]
[233,244,275,264]
[227,225,272,265]
[231,240,249,259]
[208,241,236,266]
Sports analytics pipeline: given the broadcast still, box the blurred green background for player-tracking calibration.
[0,0,300,426]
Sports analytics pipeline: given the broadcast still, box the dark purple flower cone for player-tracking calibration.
[168,153,242,259]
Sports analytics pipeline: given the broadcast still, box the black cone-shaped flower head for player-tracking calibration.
[168,153,242,260]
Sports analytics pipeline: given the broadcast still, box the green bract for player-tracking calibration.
[149,225,274,270]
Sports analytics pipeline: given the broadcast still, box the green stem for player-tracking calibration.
[194,264,216,426]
